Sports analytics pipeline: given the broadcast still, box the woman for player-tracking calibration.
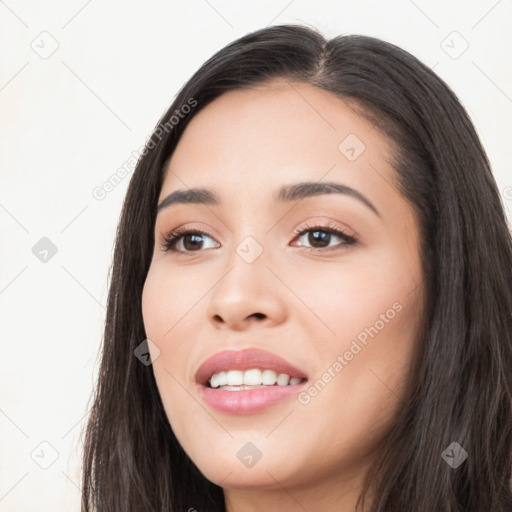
[81,24,512,511]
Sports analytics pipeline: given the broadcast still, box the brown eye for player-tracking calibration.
[161,228,219,253]
[292,222,357,252]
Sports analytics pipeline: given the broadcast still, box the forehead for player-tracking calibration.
[160,81,397,205]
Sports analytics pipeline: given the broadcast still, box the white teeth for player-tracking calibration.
[276,373,290,386]
[262,369,277,385]
[227,370,244,386]
[244,368,263,385]
[208,368,306,388]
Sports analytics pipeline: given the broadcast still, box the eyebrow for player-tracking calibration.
[157,181,379,217]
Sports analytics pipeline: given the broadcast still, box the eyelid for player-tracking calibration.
[292,219,357,240]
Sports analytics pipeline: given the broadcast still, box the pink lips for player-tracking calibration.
[195,348,309,415]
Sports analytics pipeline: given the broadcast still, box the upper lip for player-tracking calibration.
[195,348,309,386]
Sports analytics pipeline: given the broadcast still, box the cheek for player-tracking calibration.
[301,245,422,416]
[293,249,420,345]
[295,283,421,473]
[141,269,182,394]
[141,266,203,422]
[141,263,197,339]
[141,274,167,363]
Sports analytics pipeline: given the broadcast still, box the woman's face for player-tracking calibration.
[142,80,425,508]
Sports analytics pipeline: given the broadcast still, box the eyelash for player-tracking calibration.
[160,221,357,255]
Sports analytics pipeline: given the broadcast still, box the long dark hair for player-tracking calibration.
[81,24,512,511]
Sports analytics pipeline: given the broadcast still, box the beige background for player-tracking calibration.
[0,0,511,510]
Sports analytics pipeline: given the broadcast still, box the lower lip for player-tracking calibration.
[200,382,307,414]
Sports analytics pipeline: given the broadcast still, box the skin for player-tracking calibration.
[141,79,425,512]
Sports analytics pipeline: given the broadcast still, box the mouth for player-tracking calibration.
[195,347,309,388]
[194,348,309,413]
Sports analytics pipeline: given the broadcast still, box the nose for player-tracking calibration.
[206,254,287,331]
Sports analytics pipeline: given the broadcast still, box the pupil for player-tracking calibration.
[184,234,203,250]
[309,230,329,248]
